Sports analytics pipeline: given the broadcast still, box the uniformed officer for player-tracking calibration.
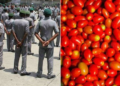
[55,12,60,47]
[0,22,5,70]
[35,9,59,79]
[29,8,37,44]
[14,8,20,19]
[12,10,31,76]
[5,13,15,52]
[25,11,35,55]
[0,4,4,21]
[52,6,59,20]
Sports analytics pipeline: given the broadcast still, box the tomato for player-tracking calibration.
[61,67,70,79]
[68,29,79,37]
[74,16,86,22]
[97,7,102,14]
[61,36,69,47]
[61,9,66,15]
[82,59,92,65]
[62,78,69,86]
[112,17,120,29]
[93,25,103,36]
[89,34,100,42]
[64,47,72,56]
[93,57,104,66]
[80,43,88,52]
[93,15,104,24]
[102,8,109,18]
[87,5,96,13]
[75,75,86,84]
[83,82,94,86]
[71,59,80,67]
[100,24,106,31]
[82,9,88,15]
[62,4,68,10]
[83,26,93,34]
[115,75,120,85]
[86,13,93,21]
[61,15,67,22]
[92,48,102,56]
[109,61,120,71]
[93,0,102,9]
[71,50,80,60]
[68,80,75,86]
[63,56,71,68]
[116,5,120,12]
[78,62,88,75]
[61,26,67,37]
[105,28,112,35]
[85,0,94,7]
[105,18,112,28]
[115,53,120,62]
[105,78,114,86]
[104,35,111,43]
[89,64,98,75]
[107,69,117,77]
[71,6,83,15]
[95,53,108,61]
[68,41,76,50]
[84,39,92,47]
[67,1,75,8]
[67,13,75,20]
[93,80,101,86]
[71,36,82,45]
[111,42,120,51]
[110,12,120,19]
[61,49,65,56]
[83,49,92,61]
[106,48,115,57]
[71,68,81,78]
[62,0,69,4]
[104,1,115,13]
[78,20,88,28]
[91,41,100,48]
[114,0,120,5]
[102,62,109,70]
[98,70,108,80]
[73,0,84,8]
[66,19,76,28]
[113,29,120,41]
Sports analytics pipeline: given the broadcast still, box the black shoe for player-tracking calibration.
[28,53,34,55]
[0,67,5,70]
[36,75,42,78]
[56,45,59,47]
[13,71,18,74]
[8,50,10,52]
[32,42,37,44]
[20,72,31,76]
[47,75,56,79]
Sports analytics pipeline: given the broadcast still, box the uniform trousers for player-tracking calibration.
[28,36,32,53]
[7,34,14,51]
[37,47,54,76]
[13,45,28,73]
[0,45,3,67]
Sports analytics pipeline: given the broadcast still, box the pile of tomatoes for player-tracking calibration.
[61,0,120,86]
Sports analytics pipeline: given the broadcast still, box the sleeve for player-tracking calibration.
[35,21,40,33]
[12,21,15,32]
[53,21,59,34]
[25,21,29,34]
[0,23,4,33]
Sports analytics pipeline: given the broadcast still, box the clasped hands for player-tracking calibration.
[42,41,50,47]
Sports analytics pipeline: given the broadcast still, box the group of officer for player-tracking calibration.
[0,3,60,79]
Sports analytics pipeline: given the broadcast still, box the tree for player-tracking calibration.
[1,0,12,4]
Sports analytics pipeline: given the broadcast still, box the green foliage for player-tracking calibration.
[0,0,11,4]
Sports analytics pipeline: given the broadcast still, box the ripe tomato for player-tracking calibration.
[106,48,115,57]
[104,1,115,13]
[105,18,112,28]
[61,15,67,22]
[115,75,120,85]
[109,61,120,71]
[93,15,104,24]
[61,49,65,56]
[84,49,92,61]
[73,0,84,8]
[67,1,74,8]
[80,43,88,52]
[93,0,102,9]
[71,59,80,67]
[101,42,109,52]
[71,6,83,15]
[113,29,120,41]
[105,28,112,35]
[62,78,69,86]
[102,8,109,18]
[92,48,102,56]
[64,47,72,56]
[68,29,79,37]
[102,62,109,70]
[63,56,71,68]
[85,0,94,7]
[61,36,69,47]
[62,0,69,4]
[66,13,75,20]
[112,17,120,29]
[110,12,120,19]
[93,57,104,66]
[83,82,94,86]
[95,53,108,61]
[71,50,80,60]
[74,16,86,22]
[115,53,120,62]
[93,80,101,86]
[78,62,88,75]
[68,80,75,86]
[93,25,103,36]
[68,41,76,50]
[116,5,120,12]
[71,68,81,78]
[89,34,100,42]
[78,20,88,28]
[105,78,114,86]
[89,64,98,75]
[66,19,76,28]
[87,5,96,13]
[107,69,117,77]
[61,26,67,37]
[83,26,93,34]
[98,70,108,80]
[71,36,82,45]
[111,42,120,51]
[86,13,93,21]
[61,67,70,79]
[91,41,100,48]
[75,75,86,84]
[62,4,68,10]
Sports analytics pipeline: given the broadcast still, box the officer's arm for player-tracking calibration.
[29,25,35,29]
[35,32,44,43]
[12,30,20,44]
[3,25,9,35]
[48,33,59,42]
[21,33,28,44]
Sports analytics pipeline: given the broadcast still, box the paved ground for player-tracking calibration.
[0,20,60,86]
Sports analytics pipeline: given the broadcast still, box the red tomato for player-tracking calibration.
[68,80,75,86]
[89,64,98,75]
[114,0,120,5]
[62,78,69,86]
[116,5,120,12]
[62,4,68,10]
[98,70,108,80]
[87,5,96,13]
[93,80,101,86]
[71,68,81,78]
[104,1,115,13]
[86,13,93,21]
[92,48,102,56]
[61,26,67,37]
[85,0,94,7]
[91,41,100,48]
[107,69,117,77]
[61,15,67,22]
[115,75,120,85]
[111,42,120,51]
[93,15,104,24]
[97,7,102,14]
[105,28,112,35]
[68,29,79,37]
[102,62,109,70]
[83,25,93,34]
[93,0,102,9]
[61,36,69,47]
[104,35,111,43]
[74,16,86,22]
[93,58,104,66]
[71,36,82,45]
[62,0,69,4]
[64,47,72,56]
[71,50,80,60]
[113,29,120,41]
[89,34,100,42]
[66,19,76,28]
[115,53,120,62]
[73,0,84,8]
[112,17,120,29]
[80,43,88,52]
[106,48,115,57]
[61,9,66,15]
[78,20,88,28]
[71,6,83,15]
[110,12,120,19]
[84,49,92,61]
[105,18,112,28]
[61,67,70,79]
[109,61,120,71]
[105,78,114,86]
[102,8,109,18]
[68,41,76,50]
[61,49,65,56]
[81,32,87,39]
[75,75,86,84]
[63,56,71,68]
[66,13,75,20]
[93,25,103,36]
[67,1,75,8]
[86,74,95,82]
[83,82,94,86]
[84,39,92,47]
[71,59,80,67]
[95,53,107,61]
